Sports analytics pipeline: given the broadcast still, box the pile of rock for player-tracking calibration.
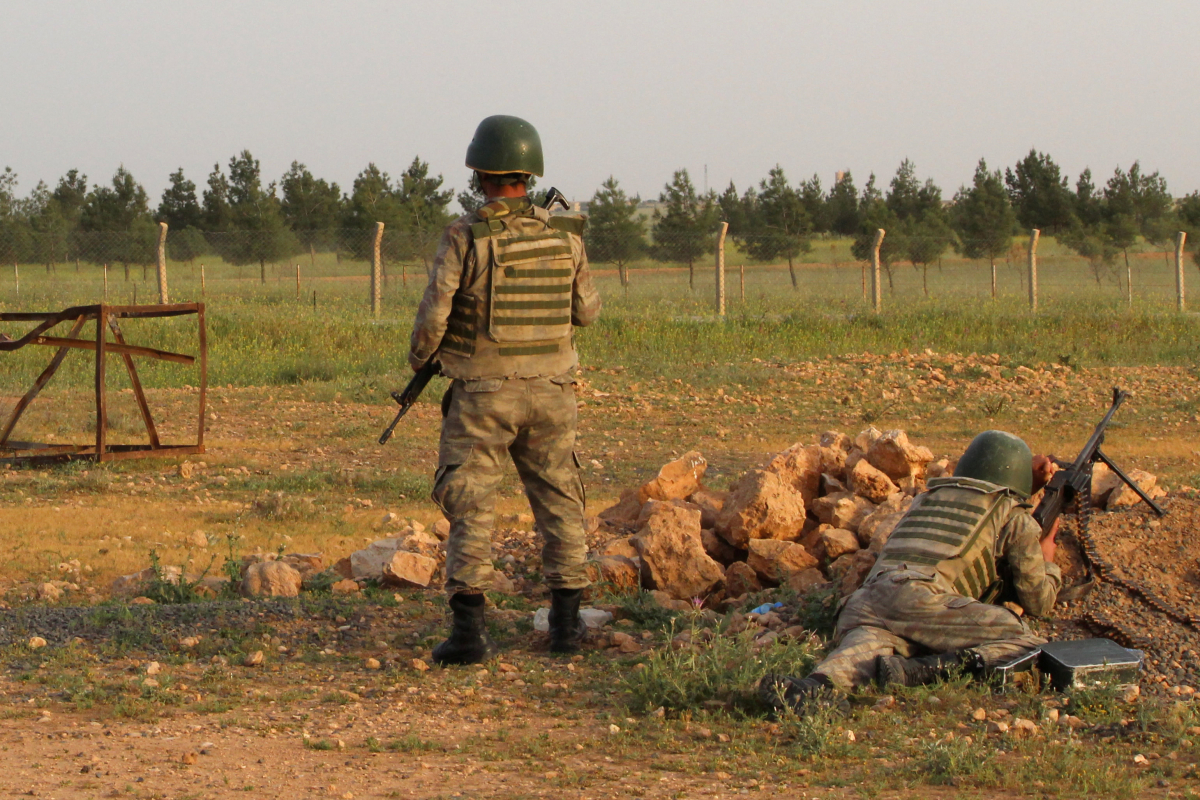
[333,518,451,592]
[593,427,941,608]
[594,429,1168,610]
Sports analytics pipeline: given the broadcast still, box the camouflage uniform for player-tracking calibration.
[410,196,601,595]
[812,476,1061,688]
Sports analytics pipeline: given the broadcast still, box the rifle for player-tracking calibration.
[1033,387,1165,600]
[378,188,572,445]
[378,360,438,445]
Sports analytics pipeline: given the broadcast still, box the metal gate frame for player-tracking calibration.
[0,303,206,464]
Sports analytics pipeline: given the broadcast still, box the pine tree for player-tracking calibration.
[1005,149,1077,234]
[954,158,1017,298]
[394,157,454,268]
[158,168,207,263]
[280,162,342,262]
[80,166,157,269]
[651,169,717,289]
[222,151,297,282]
[586,176,645,286]
[741,166,811,289]
[826,171,859,236]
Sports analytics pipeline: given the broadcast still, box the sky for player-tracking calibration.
[3,1,1199,210]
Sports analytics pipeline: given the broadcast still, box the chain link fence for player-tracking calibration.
[0,225,1191,313]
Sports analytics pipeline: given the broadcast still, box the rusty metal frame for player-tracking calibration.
[0,303,206,464]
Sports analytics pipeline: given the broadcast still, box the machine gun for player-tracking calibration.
[1033,387,1165,600]
[378,188,572,445]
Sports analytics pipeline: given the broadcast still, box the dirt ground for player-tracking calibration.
[1,353,1199,798]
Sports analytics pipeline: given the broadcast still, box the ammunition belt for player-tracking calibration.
[1070,492,1200,638]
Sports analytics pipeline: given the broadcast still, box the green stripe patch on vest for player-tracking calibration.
[498,343,560,356]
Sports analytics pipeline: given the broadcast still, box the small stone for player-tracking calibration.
[497,663,519,673]
[381,550,437,589]
[144,661,161,676]
[142,678,159,688]
[1044,708,1060,724]
[240,560,302,598]
[716,733,731,743]
[1011,718,1037,737]
[610,631,641,653]
[186,530,208,548]
[874,695,895,709]
[180,636,201,649]
[243,650,264,667]
[638,451,708,504]
[972,707,987,721]
[986,720,1009,734]
[411,658,429,672]
[38,583,62,602]
[1065,715,1086,729]
[27,636,47,649]
[1121,684,1141,703]
[1133,754,1148,765]
[608,724,621,734]
[331,579,360,595]
[432,518,451,540]
[364,658,381,671]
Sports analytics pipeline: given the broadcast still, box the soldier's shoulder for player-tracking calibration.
[548,212,587,236]
[441,213,479,241]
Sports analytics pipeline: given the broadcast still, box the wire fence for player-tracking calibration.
[0,225,1192,313]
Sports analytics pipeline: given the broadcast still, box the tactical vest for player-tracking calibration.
[437,198,586,380]
[866,476,1023,599]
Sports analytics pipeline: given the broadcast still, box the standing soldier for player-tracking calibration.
[409,115,601,665]
[761,431,1061,711]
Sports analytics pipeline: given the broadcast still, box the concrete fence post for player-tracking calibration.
[371,222,384,318]
[870,228,885,313]
[156,221,169,304]
[715,222,728,316]
[1027,229,1040,312]
[1177,231,1188,312]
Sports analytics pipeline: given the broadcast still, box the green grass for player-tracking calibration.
[0,236,1197,399]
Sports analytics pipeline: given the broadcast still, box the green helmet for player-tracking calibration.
[465,115,544,177]
[953,430,1033,497]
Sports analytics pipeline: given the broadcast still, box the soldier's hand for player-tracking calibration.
[1040,517,1059,563]
[1032,454,1059,493]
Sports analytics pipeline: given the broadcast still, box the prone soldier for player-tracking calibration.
[761,430,1061,711]
[408,115,601,665]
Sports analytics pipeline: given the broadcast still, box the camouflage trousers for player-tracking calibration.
[432,376,589,595]
[812,569,1046,689]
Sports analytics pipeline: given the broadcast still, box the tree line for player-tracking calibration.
[2,149,1199,289]
[0,153,456,276]
[586,150,1200,291]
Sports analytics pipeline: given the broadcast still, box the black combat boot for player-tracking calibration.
[875,649,984,688]
[758,672,838,715]
[548,588,588,653]
[431,593,498,666]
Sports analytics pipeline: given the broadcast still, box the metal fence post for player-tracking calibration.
[371,222,384,318]
[871,229,885,313]
[156,222,169,304]
[1027,229,1040,312]
[1177,231,1188,312]
[715,222,728,316]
